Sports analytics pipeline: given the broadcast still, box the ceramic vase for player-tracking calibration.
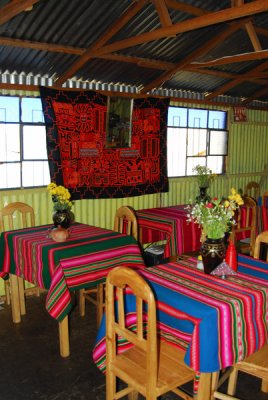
[200,237,226,274]
[52,210,72,229]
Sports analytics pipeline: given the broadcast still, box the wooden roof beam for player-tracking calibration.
[152,0,173,28]
[140,19,248,93]
[91,1,268,58]
[245,20,262,51]
[55,0,148,86]
[205,60,268,100]
[0,0,40,26]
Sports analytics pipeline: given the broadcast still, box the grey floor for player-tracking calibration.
[0,293,267,400]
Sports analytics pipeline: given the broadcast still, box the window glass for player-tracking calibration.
[187,128,207,156]
[168,107,187,127]
[0,163,21,189]
[0,96,19,122]
[22,97,44,123]
[22,161,50,187]
[208,110,226,129]
[209,130,228,155]
[23,126,47,159]
[188,109,208,128]
[167,127,186,177]
[0,123,20,161]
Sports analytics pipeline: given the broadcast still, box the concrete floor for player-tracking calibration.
[0,294,267,400]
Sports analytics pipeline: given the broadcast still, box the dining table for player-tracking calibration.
[0,222,145,357]
[92,254,268,399]
[136,205,201,257]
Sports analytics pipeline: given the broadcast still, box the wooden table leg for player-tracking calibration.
[261,379,268,393]
[9,274,21,323]
[195,372,212,400]
[17,276,26,315]
[59,315,70,358]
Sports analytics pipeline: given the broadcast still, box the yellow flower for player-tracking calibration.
[47,182,73,212]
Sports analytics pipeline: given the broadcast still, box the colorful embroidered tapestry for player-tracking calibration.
[40,86,169,199]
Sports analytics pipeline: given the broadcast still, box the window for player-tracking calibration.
[167,106,228,177]
[0,96,50,189]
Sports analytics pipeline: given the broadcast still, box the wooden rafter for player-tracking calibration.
[0,0,40,26]
[245,21,262,51]
[140,19,249,93]
[89,1,268,58]
[152,0,173,28]
[205,60,268,100]
[55,0,148,86]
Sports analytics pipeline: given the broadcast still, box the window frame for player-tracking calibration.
[167,105,228,178]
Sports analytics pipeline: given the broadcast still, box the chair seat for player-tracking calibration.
[234,344,268,380]
[113,341,194,398]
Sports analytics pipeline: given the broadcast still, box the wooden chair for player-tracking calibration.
[230,195,257,256]
[253,230,268,261]
[113,205,138,240]
[212,345,268,399]
[0,202,40,313]
[105,266,194,400]
[79,205,138,326]
[262,190,268,207]
[244,181,260,201]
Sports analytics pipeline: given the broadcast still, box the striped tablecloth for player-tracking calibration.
[136,205,201,257]
[93,255,268,374]
[0,223,145,321]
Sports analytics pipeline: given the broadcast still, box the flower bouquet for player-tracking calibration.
[47,183,74,229]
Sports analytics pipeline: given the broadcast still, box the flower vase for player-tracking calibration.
[196,186,210,203]
[200,237,226,274]
[52,210,72,229]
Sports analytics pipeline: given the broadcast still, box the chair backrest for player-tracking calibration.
[245,181,260,201]
[262,190,268,207]
[113,205,138,241]
[253,231,268,261]
[0,202,35,232]
[105,266,158,391]
[230,195,257,255]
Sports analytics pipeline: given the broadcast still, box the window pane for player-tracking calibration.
[167,127,186,177]
[23,125,47,159]
[22,98,44,123]
[207,156,224,174]
[209,130,228,155]
[187,157,206,176]
[0,163,21,188]
[188,109,207,128]
[22,161,50,187]
[187,128,207,156]
[0,123,20,161]
[0,96,19,122]
[208,110,227,129]
[168,107,187,127]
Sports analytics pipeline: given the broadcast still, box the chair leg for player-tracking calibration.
[79,289,86,317]
[227,369,238,396]
[96,283,105,327]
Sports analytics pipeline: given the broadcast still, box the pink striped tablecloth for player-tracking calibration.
[0,223,145,321]
[93,255,268,373]
[136,205,201,257]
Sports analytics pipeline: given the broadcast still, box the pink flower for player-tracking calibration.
[206,203,213,208]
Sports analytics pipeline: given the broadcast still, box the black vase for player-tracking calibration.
[200,237,226,274]
[52,210,72,229]
[196,186,210,203]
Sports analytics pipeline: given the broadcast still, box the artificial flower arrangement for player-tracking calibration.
[192,164,217,188]
[187,188,244,239]
[47,182,73,212]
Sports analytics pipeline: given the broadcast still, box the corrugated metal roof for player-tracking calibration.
[0,0,268,107]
